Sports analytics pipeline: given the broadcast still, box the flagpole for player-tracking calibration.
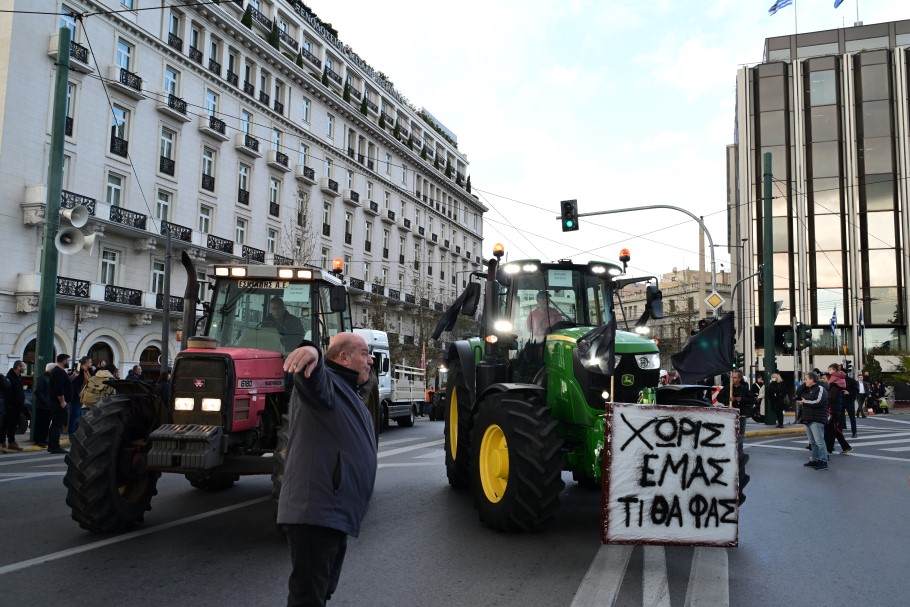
[793,0,798,36]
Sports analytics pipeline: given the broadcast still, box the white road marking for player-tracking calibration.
[0,476,29,483]
[378,435,436,448]
[788,431,905,443]
[0,496,270,577]
[747,443,910,462]
[0,455,56,467]
[570,544,633,607]
[377,462,438,468]
[684,547,729,607]
[881,445,910,452]
[0,471,66,480]
[413,451,444,459]
[836,437,910,447]
[377,439,443,458]
[865,416,910,425]
[643,546,671,607]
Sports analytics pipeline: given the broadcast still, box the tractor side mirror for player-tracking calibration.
[329,285,347,312]
[461,282,481,317]
[646,285,663,319]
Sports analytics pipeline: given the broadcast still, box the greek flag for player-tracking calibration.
[834,0,845,8]
[858,307,864,337]
[769,0,793,16]
[830,306,837,336]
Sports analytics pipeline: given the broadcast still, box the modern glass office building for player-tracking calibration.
[728,20,910,373]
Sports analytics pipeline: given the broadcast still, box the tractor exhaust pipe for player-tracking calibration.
[180,251,198,351]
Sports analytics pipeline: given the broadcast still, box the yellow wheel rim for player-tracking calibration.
[479,424,509,503]
[448,387,459,458]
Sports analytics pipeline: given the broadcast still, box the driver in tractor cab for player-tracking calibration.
[261,296,305,352]
[527,290,566,341]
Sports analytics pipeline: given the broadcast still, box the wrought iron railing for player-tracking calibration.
[104,284,142,306]
[242,245,265,263]
[155,293,184,312]
[369,201,379,213]
[208,58,221,76]
[365,98,378,112]
[404,293,416,304]
[388,288,400,300]
[273,150,289,167]
[348,190,360,202]
[160,220,192,242]
[166,93,187,115]
[159,155,175,176]
[386,209,396,221]
[201,173,215,191]
[421,298,430,307]
[259,91,270,106]
[371,283,384,295]
[349,278,365,290]
[70,41,89,63]
[56,276,89,298]
[249,6,272,29]
[61,190,96,215]
[344,233,352,245]
[364,241,371,252]
[243,80,255,96]
[322,223,331,236]
[403,335,415,344]
[302,48,321,68]
[273,254,293,265]
[274,99,284,115]
[226,70,239,86]
[207,233,233,254]
[269,202,280,217]
[65,116,73,137]
[325,178,338,192]
[434,302,444,311]
[301,165,315,180]
[117,67,142,91]
[110,136,128,157]
[243,134,260,152]
[207,114,226,134]
[325,67,342,85]
[403,218,411,229]
[278,29,298,50]
[238,188,249,205]
[109,206,147,230]
[189,46,203,63]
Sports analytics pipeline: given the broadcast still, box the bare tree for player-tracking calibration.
[279,188,318,266]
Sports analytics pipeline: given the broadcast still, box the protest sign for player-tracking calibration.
[601,403,740,547]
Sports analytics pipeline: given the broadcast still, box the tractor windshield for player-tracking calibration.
[207,278,343,353]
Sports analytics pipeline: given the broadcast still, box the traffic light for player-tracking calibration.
[560,199,579,232]
[844,360,853,374]
[732,350,745,370]
[797,323,812,350]
[783,330,794,349]
[692,316,717,335]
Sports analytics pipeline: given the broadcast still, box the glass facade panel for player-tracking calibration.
[858,64,890,101]
[863,327,905,352]
[863,174,894,211]
[808,70,836,106]
[761,146,788,179]
[845,37,889,53]
[810,141,840,177]
[811,177,840,214]
[867,249,897,287]
[859,100,892,137]
[809,105,838,141]
[859,137,893,174]
[774,289,789,326]
[815,288,842,328]
[759,110,786,146]
[772,253,790,289]
[813,214,842,250]
[896,33,910,46]
[772,217,789,251]
[814,253,842,288]
[767,48,791,62]
[865,211,896,248]
[798,43,840,60]
[758,77,785,111]
[868,287,901,326]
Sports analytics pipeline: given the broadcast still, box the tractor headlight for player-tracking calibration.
[201,398,222,412]
[636,353,661,370]
[174,397,194,411]
[493,320,513,332]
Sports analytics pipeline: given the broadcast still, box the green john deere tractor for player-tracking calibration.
[432,245,666,532]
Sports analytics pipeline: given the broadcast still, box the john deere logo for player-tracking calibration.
[621,374,635,386]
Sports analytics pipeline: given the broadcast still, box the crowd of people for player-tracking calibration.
[0,356,170,455]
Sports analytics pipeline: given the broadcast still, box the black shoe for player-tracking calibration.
[814,462,829,471]
[805,445,811,450]
[48,447,68,454]
[777,424,784,428]
[804,460,817,467]
[34,442,47,448]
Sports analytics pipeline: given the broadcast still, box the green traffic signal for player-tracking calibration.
[560,199,579,232]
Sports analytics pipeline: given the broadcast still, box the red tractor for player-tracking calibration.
[63,254,359,532]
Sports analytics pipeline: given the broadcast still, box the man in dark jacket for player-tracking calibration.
[3,361,27,451]
[717,370,755,417]
[279,333,377,606]
[32,363,55,448]
[48,354,73,454]
[797,371,829,470]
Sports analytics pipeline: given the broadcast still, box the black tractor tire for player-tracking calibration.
[380,402,390,430]
[471,392,565,532]
[398,405,416,427]
[185,472,236,491]
[63,395,160,533]
[271,414,290,522]
[444,359,472,490]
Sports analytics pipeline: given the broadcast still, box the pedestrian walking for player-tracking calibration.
[824,367,852,455]
[0,372,11,453]
[856,372,869,418]
[32,363,55,448]
[69,356,92,434]
[843,369,858,437]
[48,354,73,454]
[279,333,378,607]
[797,371,829,470]
[766,372,788,428]
[2,361,27,451]
[156,370,171,404]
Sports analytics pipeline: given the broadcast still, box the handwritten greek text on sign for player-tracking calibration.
[602,403,739,547]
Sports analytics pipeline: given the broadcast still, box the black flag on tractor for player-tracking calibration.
[671,312,735,384]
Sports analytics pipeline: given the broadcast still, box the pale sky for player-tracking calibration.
[315,0,908,280]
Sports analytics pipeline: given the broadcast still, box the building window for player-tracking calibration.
[384,191,391,209]
[344,211,353,241]
[346,169,354,190]
[326,113,334,138]
[238,163,250,192]
[323,201,332,227]
[299,142,309,164]
[324,157,333,178]
[401,164,407,185]
[105,172,124,206]
[269,177,281,205]
[156,190,171,221]
[366,181,373,200]
[100,249,119,284]
[116,38,133,70]
[65,82,76,133]
[235,217,247,244]
[111,104,129,141]
[301,97,311,123]
[271,128,282,151]
[120,0,134,9]
[386,153,391,175]
[190,26,201,53]
[267,228,278,254]
[205,90,218,116]
[164,66,179,96]
[198,205,212,233]
[160,127,175,160]
[61,5,78,37]
[365,221,373,246]
[321,247,329,269]
[240,109,252,134]
[152,259,165,293]
[202,147,215,177]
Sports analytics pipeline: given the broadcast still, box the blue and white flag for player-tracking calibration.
[769,0,793,16]
[858,306,864,337]
[830,306,837,336]
[834,0,845,8]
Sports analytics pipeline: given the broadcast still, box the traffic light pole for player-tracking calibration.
[762,153,776,424]
[35,27,71,377]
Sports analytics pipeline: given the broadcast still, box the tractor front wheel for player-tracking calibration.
[63,395,160,533]
[444,360,472,490]
[185,472,236,491]
[471,392,565,532]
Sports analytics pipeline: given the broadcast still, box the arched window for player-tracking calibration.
[140,345,162,382]
[87,341,114,368]
[22,338,56,383]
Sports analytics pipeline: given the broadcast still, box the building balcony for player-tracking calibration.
[295,164,316,185]
[301,48,321,69]
[110,136,128,158]
[381,112,394,127]
[397,217,411,232]
[188,46,203,64]
[342,189,361,207]
[156,93,192,122]
[206,233,234,255]
[208,58,221,77]
[234,133,262,158]
[414,226,425,239]
[349,87,362,101]
[382,209,395,224]
[226,70,239,87]
[109,205,147,231]
[237,188,249,205]
[201,173,216,192]
[455,245,461,255]
[47,34,94,74]
[269,202,280,217]
[160,220,193,243]
[155,293,184,313]
[365,98,378,114]
[322,223,331,237]
[198,114,229,141]
[274,99,284,115]
[320,177,339,197]
[224,0,244,12]
[241,245,266,264]
[159,156,175,176]
[243,80,255,97]
[278,29,298,51]
[364,241,371,254]
[17,274,189,317]
[349,277,365,291]
[267,149,291,172]
[441,239,450,250]
[272,254,294,265]
[428,233,438,247]
[106,66,144,100]
[249,6,272,31]
[344,233,352,245]
[258,91,270,107]
[325,67,343,90]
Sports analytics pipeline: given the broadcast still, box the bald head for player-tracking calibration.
[327,333,372,384]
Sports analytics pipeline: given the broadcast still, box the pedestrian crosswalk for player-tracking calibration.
[747,415,910,461]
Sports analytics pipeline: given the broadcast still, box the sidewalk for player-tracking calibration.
[743,409,908,438]
[0,432,71,453]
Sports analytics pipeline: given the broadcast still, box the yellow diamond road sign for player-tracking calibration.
[706,291,724,309]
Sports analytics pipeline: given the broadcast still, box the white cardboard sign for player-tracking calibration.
[602,403,740,547]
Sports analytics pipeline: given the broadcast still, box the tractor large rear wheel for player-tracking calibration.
[444,359,472,490]
[64,395,160,533]
[471,392,565,532]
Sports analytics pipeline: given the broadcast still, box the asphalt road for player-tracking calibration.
[1,414,908,606]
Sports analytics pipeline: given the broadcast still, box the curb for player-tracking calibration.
[745,426,806,438]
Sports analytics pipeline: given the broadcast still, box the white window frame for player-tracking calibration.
[105,171,125,207]
[301,97,311,123]
[164,65,179,96]
[152,259,166,293]
[238,163,250,192]
[100,248,120,285]
[326,113,334,138]
[269,177,281,205]
[198,204,212,233]
[267,228,278,254]
[202,147,216,177]
[160,126,175,160]
[235,216,248,244]
[156,189,171,221]
[205,89,218,116]
[116,38,132,71]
